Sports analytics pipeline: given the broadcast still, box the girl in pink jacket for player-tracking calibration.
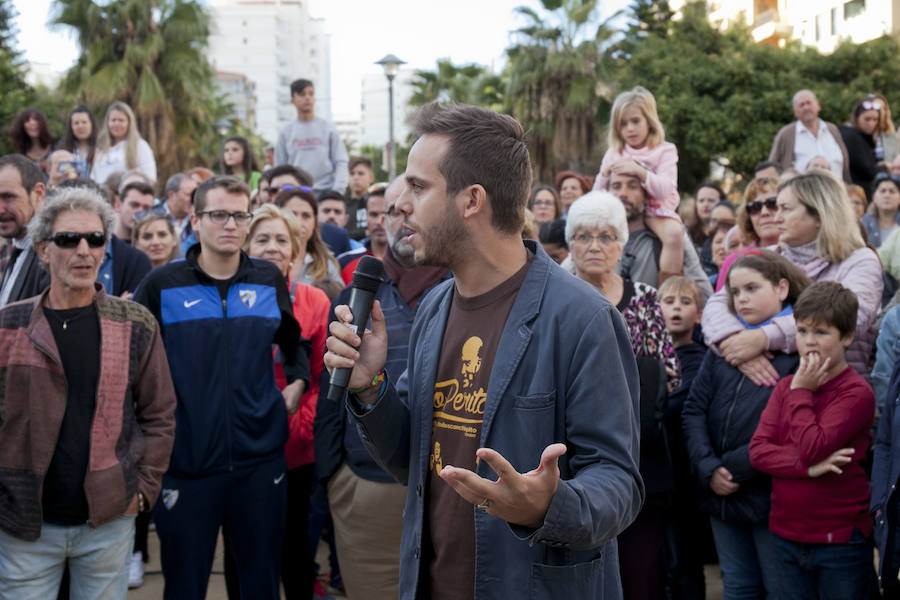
[595,86,683,280]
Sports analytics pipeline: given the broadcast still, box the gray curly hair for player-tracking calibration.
[28,186,117,245]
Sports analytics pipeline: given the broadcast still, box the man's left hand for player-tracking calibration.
[124,493,140,515]
[282,380,306,414]
[439,443,566,529]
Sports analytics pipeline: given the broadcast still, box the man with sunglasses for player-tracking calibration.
[609,171,713,301]
[133,175,311,599]
[769,89,851,182]
[0,186,175,598]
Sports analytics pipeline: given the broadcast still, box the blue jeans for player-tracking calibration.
[773,530,872,600]
[0,514,135,600]
[709,516,778,600]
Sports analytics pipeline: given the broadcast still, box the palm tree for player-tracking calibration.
[410,59,505,111]
[505,0,618,182]
[51,0,228,183]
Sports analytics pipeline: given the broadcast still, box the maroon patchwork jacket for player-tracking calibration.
[0,287,176,541]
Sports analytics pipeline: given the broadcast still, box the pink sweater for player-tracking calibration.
[749,367,874,543]
[594,140,679,218]
[701,243,882,375]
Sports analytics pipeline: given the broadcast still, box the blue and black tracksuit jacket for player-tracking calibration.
[134,245,310,478]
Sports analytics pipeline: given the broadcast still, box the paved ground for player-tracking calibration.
[128,530,725,599]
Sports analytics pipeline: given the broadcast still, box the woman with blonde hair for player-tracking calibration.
[243,203,330,597]
[714,177,782,291]
[272,187,343,297]
[133,212,181,267]
[90,101,157,185]
[702,170,882,382]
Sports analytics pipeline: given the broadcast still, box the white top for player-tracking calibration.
[90,138,157,185]
[793,119,844,177]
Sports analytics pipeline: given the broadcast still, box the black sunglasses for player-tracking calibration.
[745,196,778,215]
[50,231,107,248]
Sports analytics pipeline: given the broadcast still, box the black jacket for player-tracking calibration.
[2,244,49,306]
[109,235,151,296]
[682,350,798,524]
[839,124,881,196]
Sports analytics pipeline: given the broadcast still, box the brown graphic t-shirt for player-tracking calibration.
[426,252,534,600]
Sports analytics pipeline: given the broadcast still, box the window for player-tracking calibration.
[844,0,865,19]
[830,7,837,35]
[815,14,821,41]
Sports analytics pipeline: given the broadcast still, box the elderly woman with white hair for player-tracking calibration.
[566,189,681,599]
[566,191,680,390]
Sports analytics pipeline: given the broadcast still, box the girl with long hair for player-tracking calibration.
[221,136,262,191]
[90,101,157,185]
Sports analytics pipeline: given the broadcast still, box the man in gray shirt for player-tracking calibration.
[274,79,349,193]
[609,171,713,301]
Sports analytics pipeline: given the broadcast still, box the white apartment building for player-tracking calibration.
[333,115,361,156]
[705,0,899,52]
[207,0,332,144]
[359,69,416,151]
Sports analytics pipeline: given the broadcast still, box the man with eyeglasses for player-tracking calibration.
[0,154,50,307]
[0,185,175,598]
[609,171,713,301]
[93,179,152,297]
[769,89,851,182]
[133,175,311,599]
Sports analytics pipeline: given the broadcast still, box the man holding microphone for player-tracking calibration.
[324,102,643,599]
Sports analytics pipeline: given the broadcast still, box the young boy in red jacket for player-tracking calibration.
[749,281,874,599]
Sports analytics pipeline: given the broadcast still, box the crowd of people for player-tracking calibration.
[1,76,900,600]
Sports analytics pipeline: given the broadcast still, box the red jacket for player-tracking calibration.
[749,366,874,543]
[275,281,331,469]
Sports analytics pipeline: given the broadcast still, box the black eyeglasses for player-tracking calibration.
[196,210,253,226]
[49,231,107,248]
[745,196,778,215]
[134,206,170,221]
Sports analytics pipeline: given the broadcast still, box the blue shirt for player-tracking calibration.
[97,242,114,294]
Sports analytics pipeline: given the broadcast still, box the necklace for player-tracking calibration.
[45,306,94,331]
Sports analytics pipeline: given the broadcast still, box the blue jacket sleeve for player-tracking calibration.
[872,367,900,514]
[874,307,900,415]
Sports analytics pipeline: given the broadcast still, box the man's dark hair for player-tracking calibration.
[121,181,156,201]
[411,102,531,235]
[290,79,314,96]
[54,177,108,202]
[193,175,251,213]
[268,165,314,187]
[793,280,858,339]
[0,154,46,192]
[538,219,567,248]
[317,189,345,204]
[754,161,782,175]
[348,156,373,172]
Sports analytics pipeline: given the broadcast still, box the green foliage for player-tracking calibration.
[51,0,236,183]
[409,59,504,111]
[0,0,34,155]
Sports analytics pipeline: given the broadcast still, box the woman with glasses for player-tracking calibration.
[133,210,181,268]
[526,184,562,227]
[564,190,679,599]
[241,203,330,598]
[714,177,782,291]
[90,101,157,186]
[272,187,343,298]
[702,170,882,382]
[862,172,900,248]
[840,94,887,195]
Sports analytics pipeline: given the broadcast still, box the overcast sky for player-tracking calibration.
[12,0,628,116]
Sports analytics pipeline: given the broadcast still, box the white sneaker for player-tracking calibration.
[128,552,144,588]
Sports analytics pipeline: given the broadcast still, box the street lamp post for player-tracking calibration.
[375,54,406,180]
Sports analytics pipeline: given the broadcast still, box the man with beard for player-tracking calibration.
[316,177,449,600]
[324,103,643,599]
[0,154,49,306]
[609,171,713,301]
[337,184,389,284]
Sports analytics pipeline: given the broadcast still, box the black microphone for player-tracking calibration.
[327,255,385,401]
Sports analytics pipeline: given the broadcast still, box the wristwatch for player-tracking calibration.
[137,491,147,513]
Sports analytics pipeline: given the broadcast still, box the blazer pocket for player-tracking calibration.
[512,391,556,410]
[530,555,605,600]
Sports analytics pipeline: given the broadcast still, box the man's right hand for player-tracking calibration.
[324,300,388,391]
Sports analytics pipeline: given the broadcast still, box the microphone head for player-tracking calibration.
[351,255,385,292]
